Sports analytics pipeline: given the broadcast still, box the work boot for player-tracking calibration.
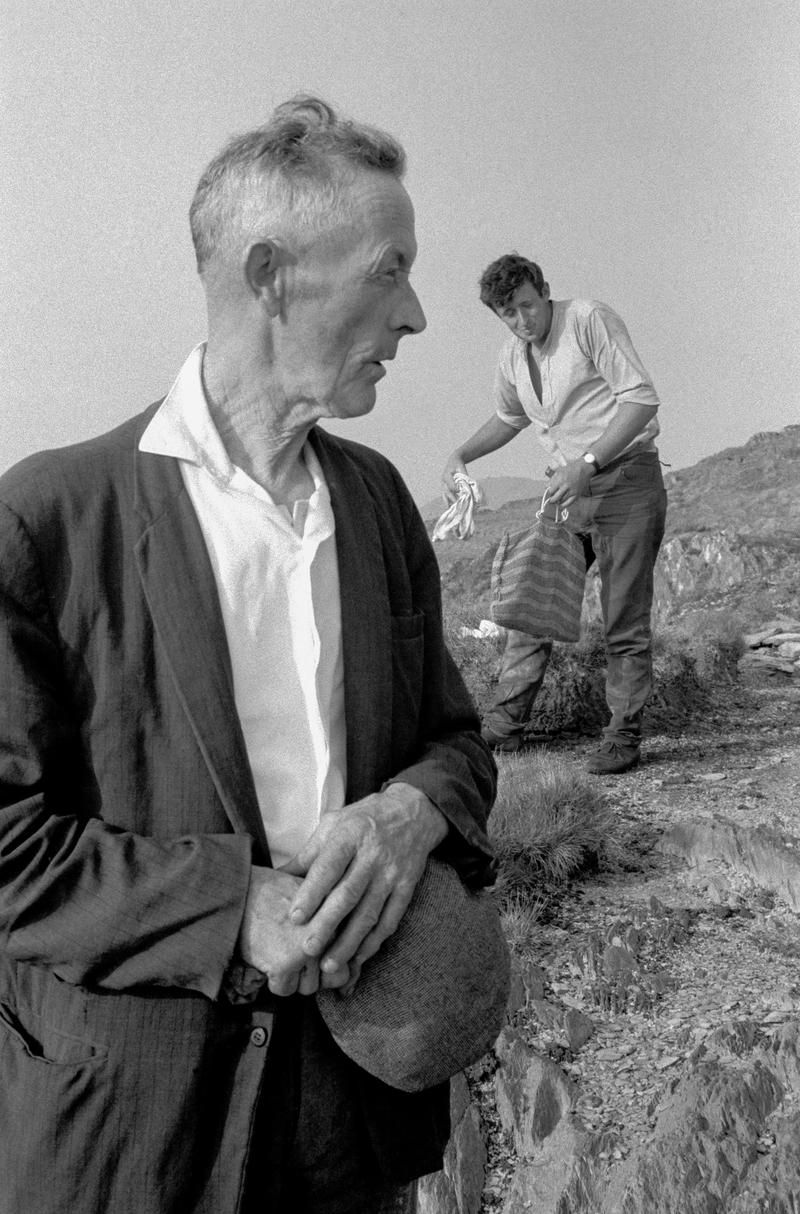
[585,739,640,775]
[481,724,524,753]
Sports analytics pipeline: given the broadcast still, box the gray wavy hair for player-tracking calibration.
[189,95,406,274]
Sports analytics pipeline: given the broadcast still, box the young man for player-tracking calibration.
[442,253,667,774]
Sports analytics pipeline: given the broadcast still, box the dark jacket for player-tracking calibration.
[0,407,496,1213]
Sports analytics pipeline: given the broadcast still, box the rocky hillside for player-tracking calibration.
[663,425,800,537]
[432,425,800,627]
[417,663,800,1214]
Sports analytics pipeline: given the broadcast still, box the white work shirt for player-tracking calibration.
[140,344,347,866]
[494,298,661,465]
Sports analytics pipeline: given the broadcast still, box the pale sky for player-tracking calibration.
[2,0,798,504]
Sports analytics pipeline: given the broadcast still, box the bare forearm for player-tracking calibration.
[547,402,659,508]
[442,415,520,502]
[589,403,658,469]
[452,414,520,464]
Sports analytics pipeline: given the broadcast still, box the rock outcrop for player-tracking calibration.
[659,814,800,912]
[600,1022,800,1213]
[469,1002,800,1213]
[582,531,800,629]
[739,618,800,677]
[418,1074,487,1214]
[431,797,800,1211]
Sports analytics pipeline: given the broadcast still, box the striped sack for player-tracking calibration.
[490,493,586,641]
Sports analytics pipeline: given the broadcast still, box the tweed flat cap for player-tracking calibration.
[316,857,510,1092]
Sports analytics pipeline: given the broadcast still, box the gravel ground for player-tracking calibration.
[474,670,800,1210]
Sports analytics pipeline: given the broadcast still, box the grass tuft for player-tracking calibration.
[499,890,545,958]
[489,752,617,907]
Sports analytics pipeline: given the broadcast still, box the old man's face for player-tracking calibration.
[274,171,426,420]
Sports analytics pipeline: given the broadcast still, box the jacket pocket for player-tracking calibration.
[0,999,113,1214]
[0,1000,108,1066]
[391,611,425,641]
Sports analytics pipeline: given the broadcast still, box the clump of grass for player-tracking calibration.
[500,889,545,958]
[489,752,618,909]
[657,613,745,686]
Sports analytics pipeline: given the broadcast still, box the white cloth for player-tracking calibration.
[494,298,661,465]
[139,344,347,866]
[459,619,503,640]
[432,473,485,541]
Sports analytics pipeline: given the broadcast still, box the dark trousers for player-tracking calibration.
[485,451,667,746]
[241,999,418,1214]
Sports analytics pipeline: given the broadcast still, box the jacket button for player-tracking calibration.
[249,1026,268,1047]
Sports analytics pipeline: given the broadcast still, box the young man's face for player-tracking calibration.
[494,280,552,346]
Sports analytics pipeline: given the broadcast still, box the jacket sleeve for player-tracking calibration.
[382,473,498,888]
[0,501,252,999]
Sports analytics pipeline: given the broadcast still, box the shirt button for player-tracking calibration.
[250,1026,268,1048]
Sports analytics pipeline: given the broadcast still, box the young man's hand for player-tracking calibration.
[545,458,596,509]
[440,453,469,504]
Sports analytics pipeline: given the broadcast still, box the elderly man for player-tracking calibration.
[443,253,667,774]
[0,98,496,1214]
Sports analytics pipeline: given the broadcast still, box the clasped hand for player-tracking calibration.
[237,783,447,998]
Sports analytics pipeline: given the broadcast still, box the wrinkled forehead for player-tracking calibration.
[310,171,418,263]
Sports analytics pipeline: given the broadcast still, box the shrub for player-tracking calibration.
[655,613,745,686]
[445,605,748,737]
[489,752,617,908]
[528,626,608,736]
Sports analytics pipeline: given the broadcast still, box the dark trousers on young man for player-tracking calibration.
[483,451,667,751]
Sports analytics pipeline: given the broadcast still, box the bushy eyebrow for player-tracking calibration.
[371,242,416,272]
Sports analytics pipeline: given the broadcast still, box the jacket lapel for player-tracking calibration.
[311,430,393,803]
[132,447,270,861]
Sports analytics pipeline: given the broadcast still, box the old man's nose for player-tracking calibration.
[397,285,426,335]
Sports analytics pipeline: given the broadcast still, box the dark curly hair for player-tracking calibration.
[479,253,546,311]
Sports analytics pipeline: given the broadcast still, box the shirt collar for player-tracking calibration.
[139,343,236,482]
[140,343,332,531]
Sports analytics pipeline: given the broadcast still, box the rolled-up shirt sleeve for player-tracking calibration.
[583,305,661,412]
[493,358,532,430]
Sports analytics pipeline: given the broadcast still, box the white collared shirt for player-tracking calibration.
[140,344,347,866]
[494,298,661,465]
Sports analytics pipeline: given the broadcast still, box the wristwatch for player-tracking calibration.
[582,452,601,474]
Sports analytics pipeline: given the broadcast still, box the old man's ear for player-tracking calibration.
[244,240,289,316]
